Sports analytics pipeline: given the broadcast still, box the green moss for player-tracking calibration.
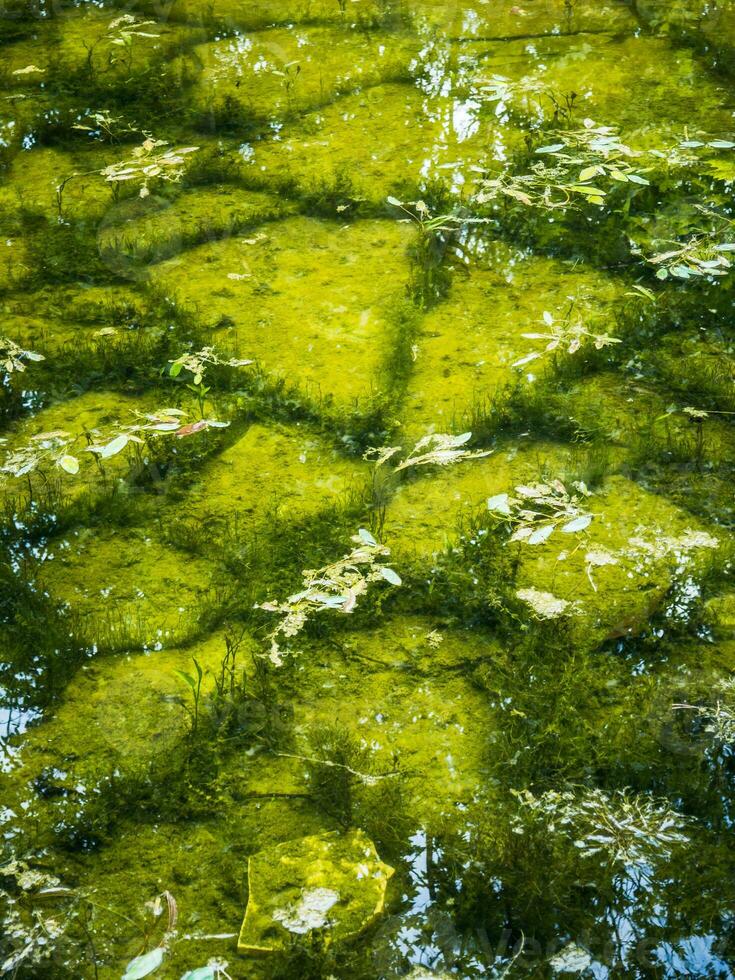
[241,82,524,206]
[399,243,626,439]
[98,185,297,270]
[181,26,418,129]
[409,0,636,38]
[4,4,735,977]
[150,217,415,413]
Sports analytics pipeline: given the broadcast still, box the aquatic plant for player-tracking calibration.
[386,196,475,304]
[56,138,199,216]
[487,479,594,544]
[516,587,572,620]
[168,347,253,417]
[512,307,621,369]
[513,787,689,868]
[82,14,159,77]
[121,890,178,980]
[365,431,492,473]
[175,658,204,735]
[181,961,233,980]
[474,120,650,212]
[256,529,402,665]
[675,679,735,751]
[0,336,44,374]
[0,408,228,488]
[479,74,579,126]
[631,207,735,281]
[72,109,139,144]
[1,429,81,477]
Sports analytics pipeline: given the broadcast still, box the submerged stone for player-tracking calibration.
[182,26,417,126]
[295,616,499,814]
[98,185,296,272]
[37,527,219,649]
[183,421,366,532]
[478,33,732,145]
[0,146,119,221]
[400,243,625,439]
[150,217,414,410]
[408,0,635,39]
[1,8,198,85]
[242,81,523,204]
[238,829,393,953]
[126,0,388,31]
[386,453,724,644]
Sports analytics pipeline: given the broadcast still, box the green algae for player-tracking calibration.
[241,82,523,206]
[2,2,735,978]
[400,242,626,438]
[182,26,418,128]
[181,421,367,532]
[98,186,297,271]
[150,216,415,412]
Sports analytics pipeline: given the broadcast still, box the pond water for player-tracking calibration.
[2,0,735,976]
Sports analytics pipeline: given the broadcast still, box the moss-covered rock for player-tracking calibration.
[98,185,296,272]
[239,829,393,953]
[150,217,415,411]
[241,81,524,204]
[409,0,635,39]
[181,26,418,128]
[37,526,220,649]
[183,421,366,532]
[399,244,626,439]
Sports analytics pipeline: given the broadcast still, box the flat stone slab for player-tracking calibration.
[150,217,414,410]
[182,26,417,124]
[408,0,635,39]
[238,829,393,953]
[400,243,625,440]
[242,82,524,205]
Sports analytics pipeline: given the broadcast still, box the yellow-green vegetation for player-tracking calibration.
[3,0,735,977]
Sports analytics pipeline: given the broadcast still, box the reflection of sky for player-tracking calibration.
[1,699,41,772]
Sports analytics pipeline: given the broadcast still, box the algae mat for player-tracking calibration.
[2,0,735,977]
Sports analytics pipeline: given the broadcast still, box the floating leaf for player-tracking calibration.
[122,947,164,980]
[512,352,541,368]
[578,165,600,182]
[58,454,79,475]
[517,587,569,619]
[180,970,216,980]
[379,566,402,586]
[535,143,565,154]
[527,524,555,545]
[560,514,592,533]
[487,493,512,515]
[89,433,129,459]
[175,420,208,437]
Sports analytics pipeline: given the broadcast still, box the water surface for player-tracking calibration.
[2,0,735,976]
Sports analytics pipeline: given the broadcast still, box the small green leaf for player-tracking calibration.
[561,514,593,533]
[578,165,600,182]
[174,670,196,691]
[379,566,402,586]
[358,528,377,546]
[58,454,80,475]
[122,947,164,980]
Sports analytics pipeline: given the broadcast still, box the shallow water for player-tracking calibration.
[2,0,735,977]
